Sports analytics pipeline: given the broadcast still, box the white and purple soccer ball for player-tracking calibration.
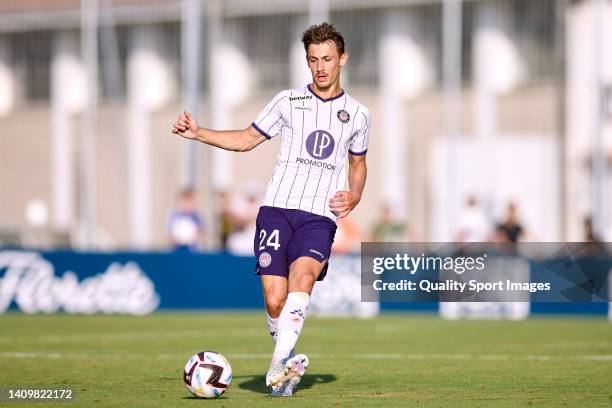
[183,351,232,398]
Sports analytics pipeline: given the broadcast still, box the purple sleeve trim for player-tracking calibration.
[252,122,272,140]
[349,149,367,156]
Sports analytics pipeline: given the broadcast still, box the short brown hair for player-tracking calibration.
[302,22,345,55]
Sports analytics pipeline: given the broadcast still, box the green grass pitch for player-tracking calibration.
[0,312,610,407]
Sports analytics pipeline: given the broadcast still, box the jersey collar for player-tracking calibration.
[307,84,345,103]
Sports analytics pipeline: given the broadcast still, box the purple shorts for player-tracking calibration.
[254,206,337,281]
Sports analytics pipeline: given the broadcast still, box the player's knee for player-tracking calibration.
[265,296,286,318]
[292,271,316,292]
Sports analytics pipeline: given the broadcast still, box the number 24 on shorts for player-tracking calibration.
[258,229,280,251]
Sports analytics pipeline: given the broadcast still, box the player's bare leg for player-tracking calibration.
[261,275,296,358]
[261,275,288,320]
[267,257,325,396]
[287,257,323,295]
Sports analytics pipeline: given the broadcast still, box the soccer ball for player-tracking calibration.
[183,351,232,398]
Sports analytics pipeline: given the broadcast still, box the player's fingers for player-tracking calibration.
[331,193,345,203]
[185,112,195,125]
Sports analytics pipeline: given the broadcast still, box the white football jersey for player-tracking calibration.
[252,85,371,220]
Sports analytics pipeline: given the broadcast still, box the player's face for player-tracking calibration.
[306,41,348,91]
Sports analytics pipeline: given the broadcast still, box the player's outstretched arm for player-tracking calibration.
[171,111,267,152]
[329,153,367,218]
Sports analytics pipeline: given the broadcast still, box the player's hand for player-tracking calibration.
[171,111,199,140]
[328,191,360,218]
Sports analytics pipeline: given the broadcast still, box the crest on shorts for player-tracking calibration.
[259,252,272,268]
[337,109,350,123]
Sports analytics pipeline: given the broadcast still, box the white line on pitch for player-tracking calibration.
[1,352,611,362]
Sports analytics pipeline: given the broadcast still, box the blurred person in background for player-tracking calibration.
[444,195,490,319]
[583,215,602,244]
[227,185,261,256]
[370,202,409,242]
[171,22,370,396]
[455,195,490,242]
[216,189,234,251]
[332,216,363,254]
[21,200,52,249]
[581,215,606,256]
[166,188,204,251]
[495,202,524,243]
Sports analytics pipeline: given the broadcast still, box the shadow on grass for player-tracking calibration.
[235,373,337,394]
[181,395,231,401]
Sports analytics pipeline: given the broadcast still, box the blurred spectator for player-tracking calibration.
[227,185,260,256]
[332,216,363,254]
[455,195,490,242]
[495,202,524,243]
[582,215,606,256]
[21,199,52,248]
[216,189,234,251]
[370,203,408,242]
[583,215,602,243]
[166,188,204,251]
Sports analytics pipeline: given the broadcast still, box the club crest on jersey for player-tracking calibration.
[305,130,335,160]
[337,109,350,123]
[259,252,272,268]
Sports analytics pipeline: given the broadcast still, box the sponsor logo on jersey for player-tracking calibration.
[305,130,335,160]
[289,95,313,102]
[309,249,324,258]
[337,109,350,123]
[259,251,272,268]
[294,106,312,111]
[296,157,336,171]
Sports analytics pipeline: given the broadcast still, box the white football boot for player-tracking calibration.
[267,354,309,396]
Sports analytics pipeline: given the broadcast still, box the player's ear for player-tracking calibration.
[339,52,348,67]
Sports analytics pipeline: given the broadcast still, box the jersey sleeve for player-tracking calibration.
[251,90,288,139]
[349,107,371,156]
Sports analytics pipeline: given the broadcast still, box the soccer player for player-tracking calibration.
[172,22,370,397]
